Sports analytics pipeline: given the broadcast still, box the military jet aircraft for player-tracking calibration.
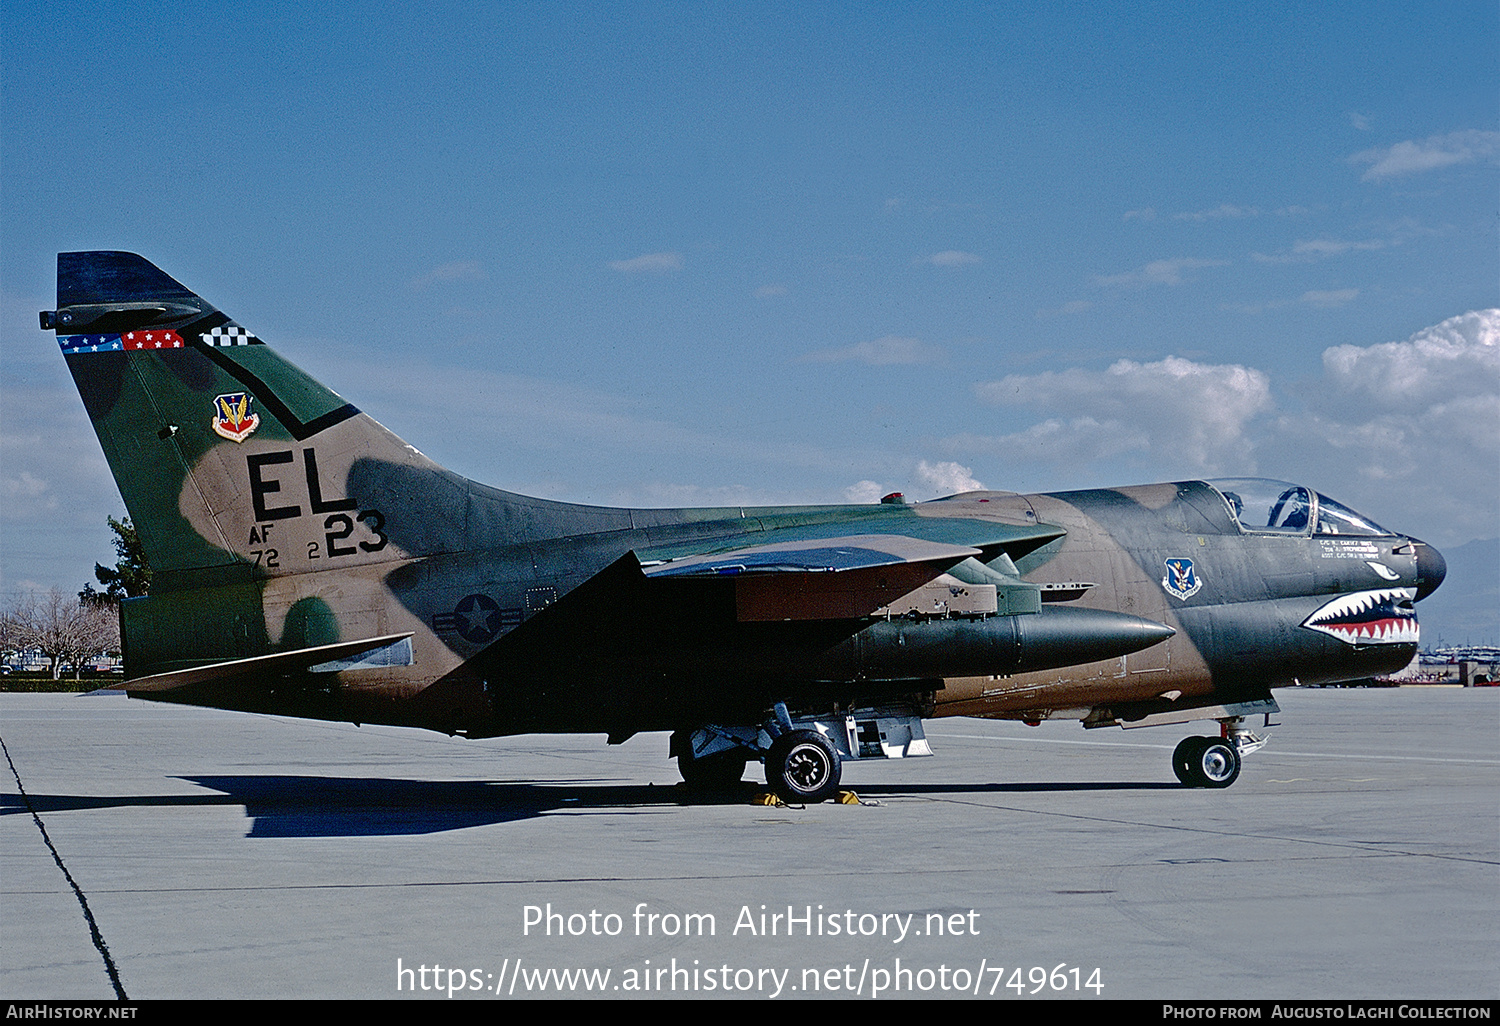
[42,252,1447,801]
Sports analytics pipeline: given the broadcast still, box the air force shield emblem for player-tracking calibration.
[212,392,260,443]
[1162,557,1202,600]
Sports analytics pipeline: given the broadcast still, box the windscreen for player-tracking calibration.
[1313,493,1391,536]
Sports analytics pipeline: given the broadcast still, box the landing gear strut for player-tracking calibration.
[673,730,750,793]
[678,748,749,792]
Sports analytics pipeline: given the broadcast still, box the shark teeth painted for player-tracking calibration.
[1301,588,1419,646]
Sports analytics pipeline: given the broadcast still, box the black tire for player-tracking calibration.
[1172,736,1206,786]
[678,748,748,792]
[1194,738,1241,788]
[766,729,842,804]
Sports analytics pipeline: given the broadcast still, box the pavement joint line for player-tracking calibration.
[0,848,1461,897]
[1,733,129,1000]
[905,793,1500,866]
[931,732,1500,764]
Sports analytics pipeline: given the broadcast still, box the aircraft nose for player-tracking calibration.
[1409,538,1447,601]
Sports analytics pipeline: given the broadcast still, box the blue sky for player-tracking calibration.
[3,2,1496,631]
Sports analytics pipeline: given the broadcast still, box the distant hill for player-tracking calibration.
[1419,537,1499,648]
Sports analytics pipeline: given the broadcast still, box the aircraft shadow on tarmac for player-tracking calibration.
[3,776,1177,838]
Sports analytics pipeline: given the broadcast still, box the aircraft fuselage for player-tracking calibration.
[47,252,1446,797]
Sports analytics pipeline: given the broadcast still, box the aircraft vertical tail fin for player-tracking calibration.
[44,251,473,588]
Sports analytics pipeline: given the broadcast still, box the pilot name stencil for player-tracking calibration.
[1318,538,1381,559]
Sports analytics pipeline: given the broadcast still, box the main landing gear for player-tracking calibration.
[1171,717,1268,788]
[674,700,931,804]
[674,724,843,803]
[765,729,842,804]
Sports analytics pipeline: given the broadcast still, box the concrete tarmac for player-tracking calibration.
[2,687,1495,1000]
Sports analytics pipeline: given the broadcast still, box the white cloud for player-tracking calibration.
[1173,204,1259,222]
[1302,238,1380,258]
[949,312,1496,545]
[1095,257,1228,288]
[0,289,124,593]
[1252,237,1387,264]
[608,252,683,273]
[1256,217,1444,264]
[1280,310,1500,544]
[1301,289,1359,308]
[915,460,984,496]
[1319,309,1499,411]
[1294,238,1385,258]
[844,480,885,503]
[408,261,486,290]
[1035,299,1093,319]
[1351,129,1500,180]
[973,356,1272,473]
[924,251,981,267]
[799,335,944,366]
[3,470,51,501]
[946,417,1152,469]
[610,482,761,508]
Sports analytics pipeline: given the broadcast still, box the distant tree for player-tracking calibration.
[0,604,23,663]
[93,515,151,599]
[78,582,114,607]
[3,590,119,680]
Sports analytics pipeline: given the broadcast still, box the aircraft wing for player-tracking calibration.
[641,533,984,621]
[487,517,1061,677]
[636,515,1063,569]
[641,532,980,577]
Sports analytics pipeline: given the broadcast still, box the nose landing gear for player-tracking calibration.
[1171,717,1268,788]
[1172,735,1240,787]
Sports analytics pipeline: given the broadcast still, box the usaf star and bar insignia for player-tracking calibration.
[432,594,523,644]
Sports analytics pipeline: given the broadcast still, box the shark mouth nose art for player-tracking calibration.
[1301,588,1419,646]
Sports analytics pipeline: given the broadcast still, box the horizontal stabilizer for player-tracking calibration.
[111,633,415,692]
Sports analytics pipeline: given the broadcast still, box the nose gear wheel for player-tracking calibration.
[1172,735,1241,788]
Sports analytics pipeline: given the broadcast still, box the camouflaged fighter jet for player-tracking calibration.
[43,252,1447,801]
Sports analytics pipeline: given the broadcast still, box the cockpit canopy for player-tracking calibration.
[1206,479,1393,537]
